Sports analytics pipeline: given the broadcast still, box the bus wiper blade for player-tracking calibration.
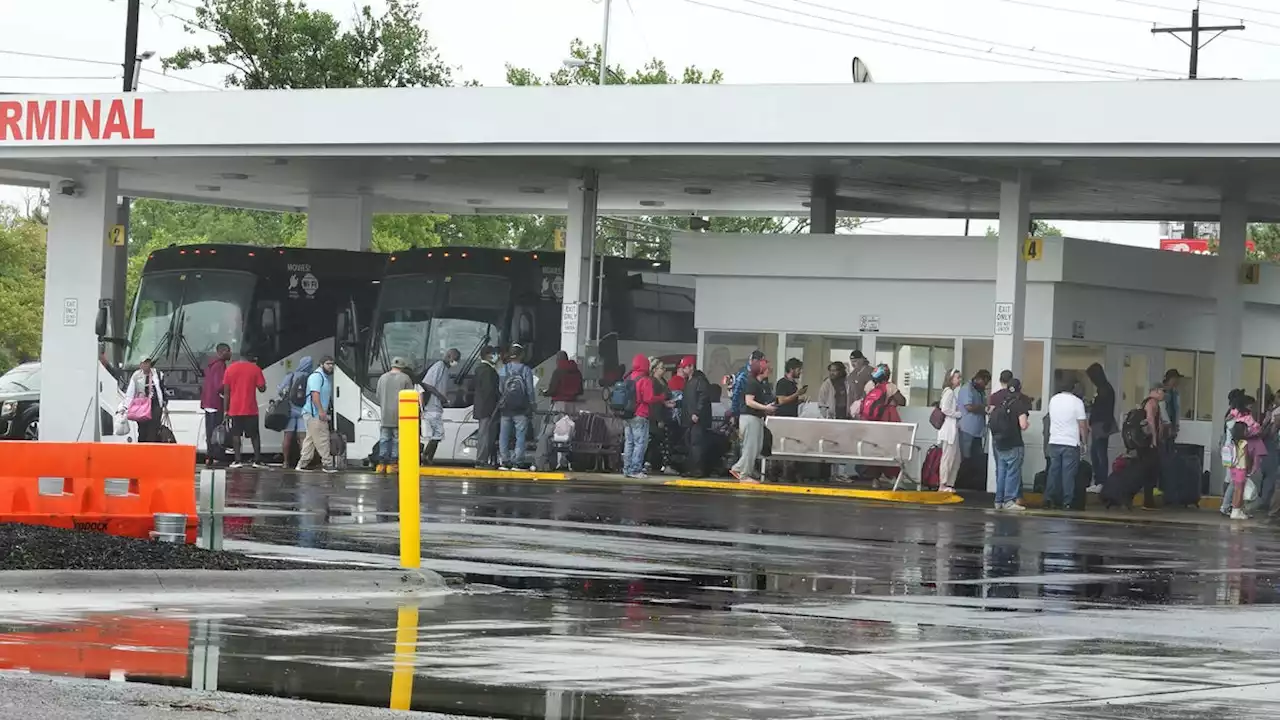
[455,328,490,381]
[174,311,205,379]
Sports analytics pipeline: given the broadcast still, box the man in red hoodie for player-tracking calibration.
[622,353,659,479]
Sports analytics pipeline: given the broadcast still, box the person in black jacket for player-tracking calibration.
[473,346,501,468]
[1084,362,1117,493]
[678,355,713,478]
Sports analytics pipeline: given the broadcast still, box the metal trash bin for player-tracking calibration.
[151,512,186,543]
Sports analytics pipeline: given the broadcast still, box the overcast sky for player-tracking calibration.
[4,0,1278,244]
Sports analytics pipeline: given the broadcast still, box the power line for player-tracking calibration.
[137,81,170,92]
[0,49,119,67]
[986,0,1157,25]
[697,0,1153,78]
[141,68,222,90]
[781,0,1182,77]
[1118,0,1280,30]
[1203,0,1280,18]
[0,75,120,80]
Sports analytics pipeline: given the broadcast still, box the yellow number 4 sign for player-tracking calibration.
[107,224,126,247]
[1021,237,1043,261]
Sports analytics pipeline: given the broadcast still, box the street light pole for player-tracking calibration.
[599,0,612,85]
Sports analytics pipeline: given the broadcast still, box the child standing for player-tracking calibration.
[1223,411,1252,520]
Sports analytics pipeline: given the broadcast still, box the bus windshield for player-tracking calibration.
[369,273,511,378]
[126,270,257,371]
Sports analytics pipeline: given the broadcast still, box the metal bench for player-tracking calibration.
[764,416,919,490]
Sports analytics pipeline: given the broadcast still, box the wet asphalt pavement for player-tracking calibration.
[6,469,1280,718]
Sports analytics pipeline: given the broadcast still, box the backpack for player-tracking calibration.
[860,384,892,421]
[1121,406,1149,451]
[608,376,638,419]
[988,395,1019,438]
[288,370,309,407]
[498,370,529,414]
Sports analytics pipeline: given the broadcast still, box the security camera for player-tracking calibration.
[56,180,82,198]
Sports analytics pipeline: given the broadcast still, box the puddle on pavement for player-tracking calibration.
[7,469,1264,717]
[6,591,1280,719]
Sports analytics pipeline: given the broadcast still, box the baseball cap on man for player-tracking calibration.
[679,355,696,369]
[850,350,866,361]
[391,357,409,369]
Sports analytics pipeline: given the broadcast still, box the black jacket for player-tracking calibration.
[474,362,499,420]
[682,370,713,427]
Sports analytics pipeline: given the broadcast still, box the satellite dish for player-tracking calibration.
[852,56,874,84]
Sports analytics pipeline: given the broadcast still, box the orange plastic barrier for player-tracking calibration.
[0,615,190,678]
[0,442,197,542]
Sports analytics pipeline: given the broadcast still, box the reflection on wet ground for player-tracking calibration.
[7,469,1280,718]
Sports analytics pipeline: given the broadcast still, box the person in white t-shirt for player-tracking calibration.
[1046,380,1089,510]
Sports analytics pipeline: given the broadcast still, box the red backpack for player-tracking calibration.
[860,384,892,421]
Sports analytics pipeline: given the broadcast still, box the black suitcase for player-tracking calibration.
[1033,470,1047,494]
[956,452,988,491]
[1070,460,1092,510]
[1102,454,1151,508]
[1159,451,1201,507]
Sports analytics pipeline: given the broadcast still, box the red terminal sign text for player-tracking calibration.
[0,98,155,141]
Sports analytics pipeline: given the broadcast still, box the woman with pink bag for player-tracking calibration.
[121,357,167,443]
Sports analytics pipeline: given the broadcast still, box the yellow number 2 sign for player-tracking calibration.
[107,224,126,247]
[1021,236,1043,261]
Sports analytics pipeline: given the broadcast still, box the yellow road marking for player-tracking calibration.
[662,478,965,504]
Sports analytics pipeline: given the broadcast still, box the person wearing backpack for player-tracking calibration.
[988,378,1032,509]
[296,356,337,474]
[617,353,660,478]
[274,355,313,470]
[497,344,537,471]
[374,357,415,473]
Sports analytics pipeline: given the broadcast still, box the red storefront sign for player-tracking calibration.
[0,98,155,141]
[1159,238,1256,254]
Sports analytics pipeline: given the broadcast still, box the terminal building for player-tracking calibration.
[2,79,1279,490]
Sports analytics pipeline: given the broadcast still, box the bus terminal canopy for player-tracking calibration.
[8,77,1278,459]
[1,80,1280,220]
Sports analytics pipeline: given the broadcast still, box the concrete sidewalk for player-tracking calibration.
[0,672,478,720]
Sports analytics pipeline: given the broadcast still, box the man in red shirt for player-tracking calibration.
[222,351,267,468]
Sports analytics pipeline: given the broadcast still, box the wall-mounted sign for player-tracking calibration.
[1021,237,1043,261]
[0,98,156,141]
[994,302,1013,335]
[858,315,880,333]
[1071,320,1085,339]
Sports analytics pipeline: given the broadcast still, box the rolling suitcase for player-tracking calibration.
[1159,451,1201,507]
[1102,453,1151,508]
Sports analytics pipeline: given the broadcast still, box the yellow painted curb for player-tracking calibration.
[1021,491,1223,511]
[419,466,568,481]
[662,478,965,504]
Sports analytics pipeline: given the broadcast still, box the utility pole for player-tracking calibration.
[110,0,142,368]
[1152,2,1245,239]
[599,0,612,85]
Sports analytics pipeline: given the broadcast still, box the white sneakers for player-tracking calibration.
[995,500,1026,511]
[1085,483,1104,494]
[1230,508,1250,520]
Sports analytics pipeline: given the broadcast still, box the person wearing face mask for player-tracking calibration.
[420,348,460,465]
[473,346,501,469]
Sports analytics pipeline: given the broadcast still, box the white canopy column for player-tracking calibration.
[990,170,1031,492]
[40,168,117,441]
[1210,189,1249,482]
[306,193,372,251]
[809,177,837,235]
[560,170,598,359]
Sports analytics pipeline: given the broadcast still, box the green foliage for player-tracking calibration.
[163,0,451,89]
[506,38,723,87]
[985,220,1063,239]
[0,207,47,371]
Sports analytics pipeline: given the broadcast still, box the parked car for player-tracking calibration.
[0,362,41,440]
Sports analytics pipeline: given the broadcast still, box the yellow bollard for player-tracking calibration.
[398,389,421,569]
[389,604,419,710]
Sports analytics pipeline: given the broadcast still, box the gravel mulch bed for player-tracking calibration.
[0,523,325,571]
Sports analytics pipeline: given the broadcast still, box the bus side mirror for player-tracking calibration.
[94,305,109,339]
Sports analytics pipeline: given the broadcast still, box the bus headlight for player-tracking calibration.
[0,402,16,419]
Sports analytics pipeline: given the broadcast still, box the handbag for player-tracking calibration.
[125,395,152,422]
[264,398,291,432]
[113,411,131,437]
[929,404,945,430]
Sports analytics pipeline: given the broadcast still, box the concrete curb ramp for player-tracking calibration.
[0,569,444,594]
[418,466,963,504]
